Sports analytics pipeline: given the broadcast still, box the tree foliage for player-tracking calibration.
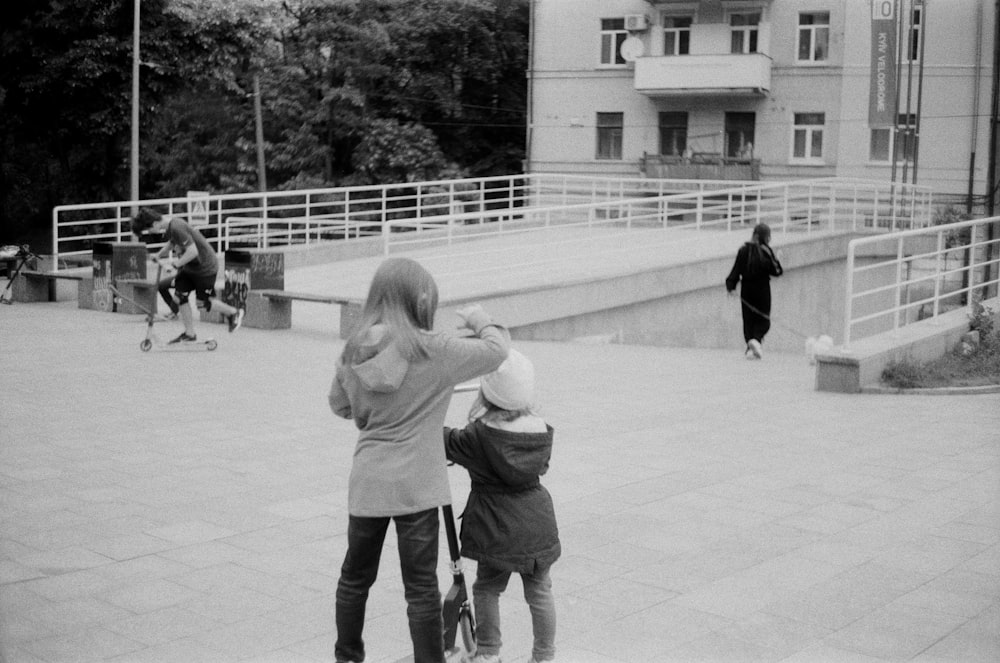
[0,0,529,244]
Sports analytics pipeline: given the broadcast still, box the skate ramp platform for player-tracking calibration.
[277,225,857,353]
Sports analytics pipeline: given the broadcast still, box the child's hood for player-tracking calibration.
[479,419,554,485]
[351,324,409,393]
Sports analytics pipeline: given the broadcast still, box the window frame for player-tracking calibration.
[791,112,825,164]
[599,18,628,67]
[596,112,624,160]
[870,114,918,163]
[658,112,689,157]
[728,11,761,54]
[796,12,830,64]
[663,15,694,56]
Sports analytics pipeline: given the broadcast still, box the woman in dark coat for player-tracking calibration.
[726,223,784,359]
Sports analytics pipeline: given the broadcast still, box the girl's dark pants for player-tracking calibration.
[335,507,444,663]
[740,280,771,344]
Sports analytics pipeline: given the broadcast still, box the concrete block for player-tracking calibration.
[815,295,1000,393]
[243,291,291,330]
[813,353,861,393]
[115,281,157,315]
[78,277,96,309]
[11,273,49,303]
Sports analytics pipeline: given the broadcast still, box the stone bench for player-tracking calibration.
[246,289,364,338]
[4,270,87,304]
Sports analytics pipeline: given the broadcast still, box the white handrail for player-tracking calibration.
[842,217,1000,349]
[51,174,933,271]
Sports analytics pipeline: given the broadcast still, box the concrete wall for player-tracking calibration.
[815,295,1000,393]
[440,231,860,353]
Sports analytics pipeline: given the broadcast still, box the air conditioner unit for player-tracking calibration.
[625,14,649,31]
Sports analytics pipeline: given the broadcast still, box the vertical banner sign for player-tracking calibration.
[869,0,897,127]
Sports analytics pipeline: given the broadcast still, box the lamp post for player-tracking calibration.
[319,46,333,182]
[130,0,140,210]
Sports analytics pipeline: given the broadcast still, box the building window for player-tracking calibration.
[663,16,693,55]
[792,113,825,162]
[726,112,756,160]
[597,113,623,160]
[797,12,829,63]
[908,5,922,62]
[659,112,688,157]
[600,18,627,65]
[870,114,918,162]
[730,12,760,54]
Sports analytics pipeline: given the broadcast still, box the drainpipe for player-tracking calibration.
[988,0,1000,219]
[969,0,984,212]
[985,0,1000,297]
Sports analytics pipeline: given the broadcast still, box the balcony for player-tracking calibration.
[640,153,760,181]
[634,53,771,97]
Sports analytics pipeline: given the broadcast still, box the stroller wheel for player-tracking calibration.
[140,339,152,352]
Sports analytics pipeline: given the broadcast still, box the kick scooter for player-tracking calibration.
[441,502,477,661]
[109,264,218,352]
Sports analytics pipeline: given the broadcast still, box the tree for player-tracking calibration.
[0,0,530,244]
[351,118,446,184]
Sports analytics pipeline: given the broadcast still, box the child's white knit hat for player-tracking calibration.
[480,349,535,411]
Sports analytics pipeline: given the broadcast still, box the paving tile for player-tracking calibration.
[98,578,203,614]
[103,637,241,663]
[0,559,46,584]
[190,613,331,660]
[910,602,1000,662]
[823,602,968,660]
[143,520,238,546]
[20,626,146,663]
[3,287,998,663]
[101,605,223,646]
[23,596,132,633]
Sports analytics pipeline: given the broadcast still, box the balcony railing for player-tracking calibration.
[633,53,771,97]
[641,153,760,181]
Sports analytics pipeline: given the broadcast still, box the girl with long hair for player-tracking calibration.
[725,223,784,359]
[328,257,509,663]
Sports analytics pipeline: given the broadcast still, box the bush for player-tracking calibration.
[881,358,926,389]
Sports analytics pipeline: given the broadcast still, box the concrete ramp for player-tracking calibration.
[279,225,856,354]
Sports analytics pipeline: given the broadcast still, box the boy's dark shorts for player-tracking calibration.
[174,271,217,303]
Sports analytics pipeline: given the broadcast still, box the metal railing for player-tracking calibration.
[50,174,756,267]
[51,174,932,268]
[382,177,934,254]
[843,217,1000,348]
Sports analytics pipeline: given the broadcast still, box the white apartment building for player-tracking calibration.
[526,0,996,202]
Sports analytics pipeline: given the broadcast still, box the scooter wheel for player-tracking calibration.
[206,340,218,351]
[459,610,476,656]
[140,339,152,352]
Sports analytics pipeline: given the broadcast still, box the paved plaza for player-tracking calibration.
[1,296,998,662]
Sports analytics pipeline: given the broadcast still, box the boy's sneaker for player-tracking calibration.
[748,339,763,359]
[228,308,245,333]
[169,332,197,344]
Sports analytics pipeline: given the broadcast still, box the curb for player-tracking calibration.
[862,383,1000,395]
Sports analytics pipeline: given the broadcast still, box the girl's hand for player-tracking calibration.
[456,304,488,331]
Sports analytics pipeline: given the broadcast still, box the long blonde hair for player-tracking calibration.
[343,257,439,363]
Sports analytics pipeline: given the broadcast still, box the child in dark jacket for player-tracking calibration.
[444,349,560,663]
